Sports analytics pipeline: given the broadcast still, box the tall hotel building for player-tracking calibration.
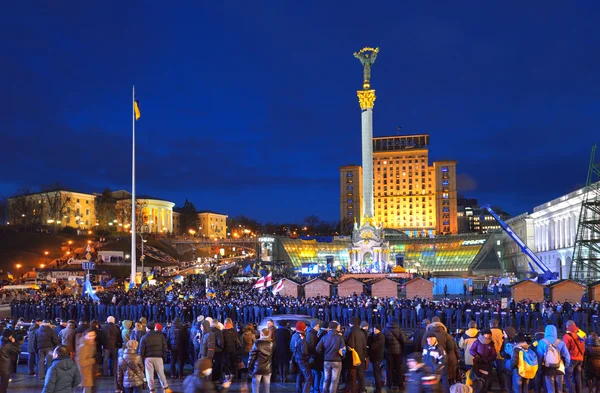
[340,134,458,236]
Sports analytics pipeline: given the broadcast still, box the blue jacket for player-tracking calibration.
[535,325,571,375]
[42,356,81,393]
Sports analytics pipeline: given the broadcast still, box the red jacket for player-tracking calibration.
[563,329,585,361]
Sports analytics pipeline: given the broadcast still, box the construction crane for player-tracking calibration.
[482,204,559,284]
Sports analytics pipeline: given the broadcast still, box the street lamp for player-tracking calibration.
[40,264,45,269]
[16,264,21,269]
[44,251,49,265]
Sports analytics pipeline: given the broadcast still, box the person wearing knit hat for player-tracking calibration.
[295,321,306,333]
[155,323,163,331]
[291,320,311,393]
[328,321,339,330]
[369,323,385,393]
[350,317,361,327]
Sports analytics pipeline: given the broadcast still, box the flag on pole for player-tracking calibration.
[165,282,174,292]
[243,265,252,274]
[174,275,184,283]
[265,272,273,287]
[6,272,13,280]
[147,270,154,281]
[107,278,115,287]
[134,100,141,120]
[253,276,265,289]
[141,281,148,289]
[272,279,284,295]
[84,276,100,302]
[219,270,227,276]
[100,277,106,287]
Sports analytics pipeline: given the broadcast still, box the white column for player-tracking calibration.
[361,108,374,219]
[559,217,564,249]
[545,221,550,251]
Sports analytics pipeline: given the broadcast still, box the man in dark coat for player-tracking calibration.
[383,320,406,390]
[0,330,22,393]
[248,328,274,393]
[139,322,171,393]
[27,319,41,375]
[221,318,240,381]
[274,320,292,382]
[291,322,312,393]
[307,320,324,393]
[344,317,367,393]
[101,316,122,377]
[167,317,189,379]
[199,320,216,360]
[369,324,385,393]
[41,345,81,393]
[34,320,59,380]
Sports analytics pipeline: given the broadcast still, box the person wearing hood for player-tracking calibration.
[535,324,571,393]
[488,320,507,393]
[563,320,585,393]
[41,345,81,393]
[116,339,145,393]
[406,352,440,393]
[183,358,232,393]
[584,332,600,393]
[248,328,274,393]
[458,321,479,370]
[499,326,517,393]
[469,328,497,393]
[199,320,216,360]
[34,320,60,380]
[509,333,532,393]
[129,322,146,344]
[121,320,133,344]
[167,317,190,379]
[291,321,312,393]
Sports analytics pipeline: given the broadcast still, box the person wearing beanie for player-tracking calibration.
[508,332,533,393]
[469,328,496,393]
[368,324,385,393]
[0,329,21,391]
[459,320,479,369]
[317,320,345,393]
[344,317,368,393]
[139,319,171,393]
[290,320,311,393]
[423,331,446,383]
[101,315,122,377]
[42,345,80,393]
[307,320,323,393]
[406,351,438,393]
[116,339,144,393]
[562,320,584,393]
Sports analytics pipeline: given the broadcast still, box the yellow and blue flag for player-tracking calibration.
[219,270,227,276]
[134,99,141,120]
[165,282,173,292]
[147,270,154,281]
[6,272,13,280]
[141,281,148,289]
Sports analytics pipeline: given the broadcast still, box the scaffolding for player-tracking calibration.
[571,144,600,282]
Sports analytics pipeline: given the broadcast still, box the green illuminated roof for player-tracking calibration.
[278,237,350,267]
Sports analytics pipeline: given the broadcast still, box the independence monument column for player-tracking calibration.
[349,47,388,273]
[354,47,378,223]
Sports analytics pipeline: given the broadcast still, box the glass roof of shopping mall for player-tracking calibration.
[278,234,497,275]
[388,235,490,273]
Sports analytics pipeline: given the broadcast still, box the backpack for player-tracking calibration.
[542,339,561,368]
[517,348,538,379]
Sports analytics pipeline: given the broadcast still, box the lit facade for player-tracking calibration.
[340,165,362,234]
[8,190,96,229]
[198,211,227,239]
[114,194,175,234]
[172,210,181,234]
[341,134,458,236]
[457,205,508,234]
[276,233,501,276]
[501,213,535,274]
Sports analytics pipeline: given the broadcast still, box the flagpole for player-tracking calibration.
[131,85,137,286]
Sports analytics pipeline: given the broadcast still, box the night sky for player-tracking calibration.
[2,2,599,223]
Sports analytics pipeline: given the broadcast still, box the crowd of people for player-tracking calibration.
[3,280,600,393]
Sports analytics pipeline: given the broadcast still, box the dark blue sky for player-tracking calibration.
[1,2,599,222]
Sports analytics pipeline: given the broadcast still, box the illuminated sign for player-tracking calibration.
[259,237,275,243]
[461,239,486,246]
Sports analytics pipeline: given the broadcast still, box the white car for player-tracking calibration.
[257,314,311,333]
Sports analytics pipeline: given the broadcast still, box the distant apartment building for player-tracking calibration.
[198,211,228,239]
[457,197,510,234]
[339,165,363,234]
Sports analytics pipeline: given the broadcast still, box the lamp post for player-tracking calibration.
[44,251,49,265]
[139,232,146,277]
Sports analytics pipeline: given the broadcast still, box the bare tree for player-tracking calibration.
[95,188,116,228]
[41,183,73,231]
[115,199,148,232]
[9,188,35,229]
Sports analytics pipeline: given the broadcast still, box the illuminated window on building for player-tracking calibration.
[442,167,448,172]
[347,173,353,177]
